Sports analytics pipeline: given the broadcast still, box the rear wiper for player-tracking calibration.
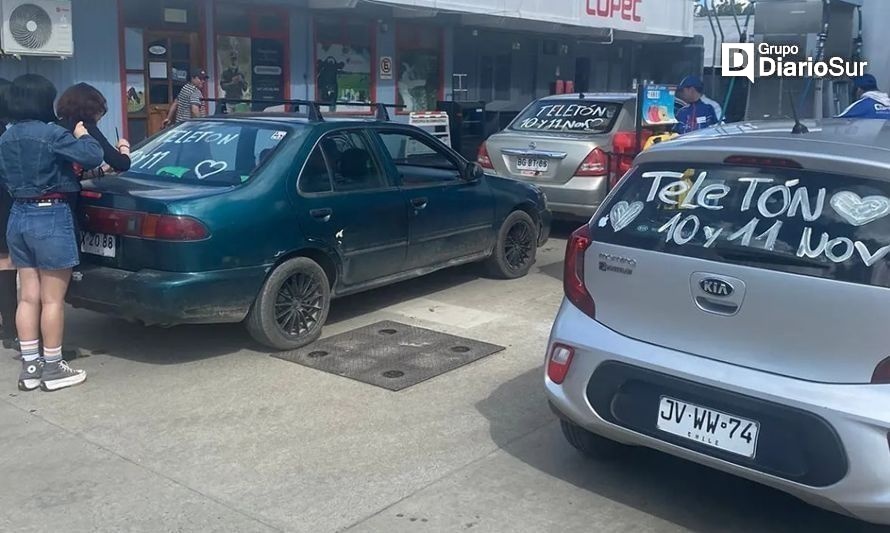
[715,249,832,270]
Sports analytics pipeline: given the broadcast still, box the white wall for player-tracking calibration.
[861,0,890,89]
[371,0,695,37]
[0,0,123,141]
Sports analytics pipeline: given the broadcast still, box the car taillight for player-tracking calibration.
[872,357,890,384]
[477,142,494,170]
[547,343,575,384]
[610,131,647,187]
[83,206,209,241]
[80,190,102,199]
[576,147,608,177]
[724,155,802,169]
[564,224,594,318]
[147,214,209,241]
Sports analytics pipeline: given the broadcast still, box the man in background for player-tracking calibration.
[674,75,719,134]
[163,69,208,128]
[837,74,890,119]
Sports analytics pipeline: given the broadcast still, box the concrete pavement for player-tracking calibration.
[0,228,884,532]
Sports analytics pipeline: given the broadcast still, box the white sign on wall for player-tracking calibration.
[372,0,693,38]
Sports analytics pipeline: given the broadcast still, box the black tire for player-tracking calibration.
[485,210,538,279]
[246,257,331,351]
[560,419,627,460]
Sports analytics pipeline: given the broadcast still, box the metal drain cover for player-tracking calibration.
[271,321,505,391]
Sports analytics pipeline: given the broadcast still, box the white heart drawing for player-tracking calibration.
[830,191,890,227]
[195,159,228,180]
[609,201,644,232]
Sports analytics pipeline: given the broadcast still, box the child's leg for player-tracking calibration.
[38,269,85,391]
[16,268,42,391]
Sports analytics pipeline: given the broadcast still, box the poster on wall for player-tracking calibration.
[642,85,678,126]
[126,73,146,115]
[251,38,285,111]
[217,35,253,112]
[316,42,372,111]
[398,50,439,112]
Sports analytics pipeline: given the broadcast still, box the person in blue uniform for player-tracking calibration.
[673,75,719,135]
[837,74,890,119]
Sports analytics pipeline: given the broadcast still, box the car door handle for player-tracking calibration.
[310,208,332,222]
[411,197,428,210]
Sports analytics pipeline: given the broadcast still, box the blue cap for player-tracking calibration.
[853,74,878,91]
[677,75,704,91]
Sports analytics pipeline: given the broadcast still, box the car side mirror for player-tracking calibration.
[464,162,485,181]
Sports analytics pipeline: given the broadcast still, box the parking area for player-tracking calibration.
[0,225,885,533]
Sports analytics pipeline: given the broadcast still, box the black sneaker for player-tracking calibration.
[40,360,87,392]
[18,359,43,391]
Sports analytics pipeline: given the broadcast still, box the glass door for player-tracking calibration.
[144,31,202,136]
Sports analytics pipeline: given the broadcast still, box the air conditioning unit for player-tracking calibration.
[1,0,73,57]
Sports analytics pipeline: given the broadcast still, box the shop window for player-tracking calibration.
[216,5,289,112]
[315,18,374,111]
[397,26,442,112]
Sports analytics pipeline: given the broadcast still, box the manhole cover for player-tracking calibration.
[272,320,505,391]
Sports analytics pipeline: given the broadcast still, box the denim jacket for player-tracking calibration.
[0,120,103,198]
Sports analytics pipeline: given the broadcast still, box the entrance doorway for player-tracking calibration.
[142,32,202,135]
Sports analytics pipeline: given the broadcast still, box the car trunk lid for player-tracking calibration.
[77,177,224,271]
[485,131,612,185]
[584,160,890,384]
[485,99,624,185]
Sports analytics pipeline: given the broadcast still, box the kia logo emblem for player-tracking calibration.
[700,278,734,297]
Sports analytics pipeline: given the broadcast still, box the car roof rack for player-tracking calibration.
[201,98,406,122]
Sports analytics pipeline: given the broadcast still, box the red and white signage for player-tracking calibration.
[371,0,693,38]
[583,0,692,36]
[586,0,643,23]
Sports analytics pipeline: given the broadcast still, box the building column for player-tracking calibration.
[376,19,396,105]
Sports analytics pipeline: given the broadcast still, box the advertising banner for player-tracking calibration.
[641,85,678,126]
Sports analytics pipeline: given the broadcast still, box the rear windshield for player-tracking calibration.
[509,100,621,134]
[597,163,890,288]
[125,122,302,185]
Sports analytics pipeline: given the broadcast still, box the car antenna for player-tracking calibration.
[788,90,809,134]
[579,92,585,100]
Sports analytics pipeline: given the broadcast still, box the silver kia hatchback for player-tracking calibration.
[480,93,685,220]
[546,119,890,525]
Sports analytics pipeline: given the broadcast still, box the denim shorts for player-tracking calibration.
[6,202,79,270]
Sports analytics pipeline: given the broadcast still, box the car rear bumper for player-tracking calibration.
[546,301,890,525]
[536,177,606,219]
[67,264,269,325]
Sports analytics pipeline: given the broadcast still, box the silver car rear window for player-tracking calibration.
[509,100,621,134]
[596,163,890,288]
